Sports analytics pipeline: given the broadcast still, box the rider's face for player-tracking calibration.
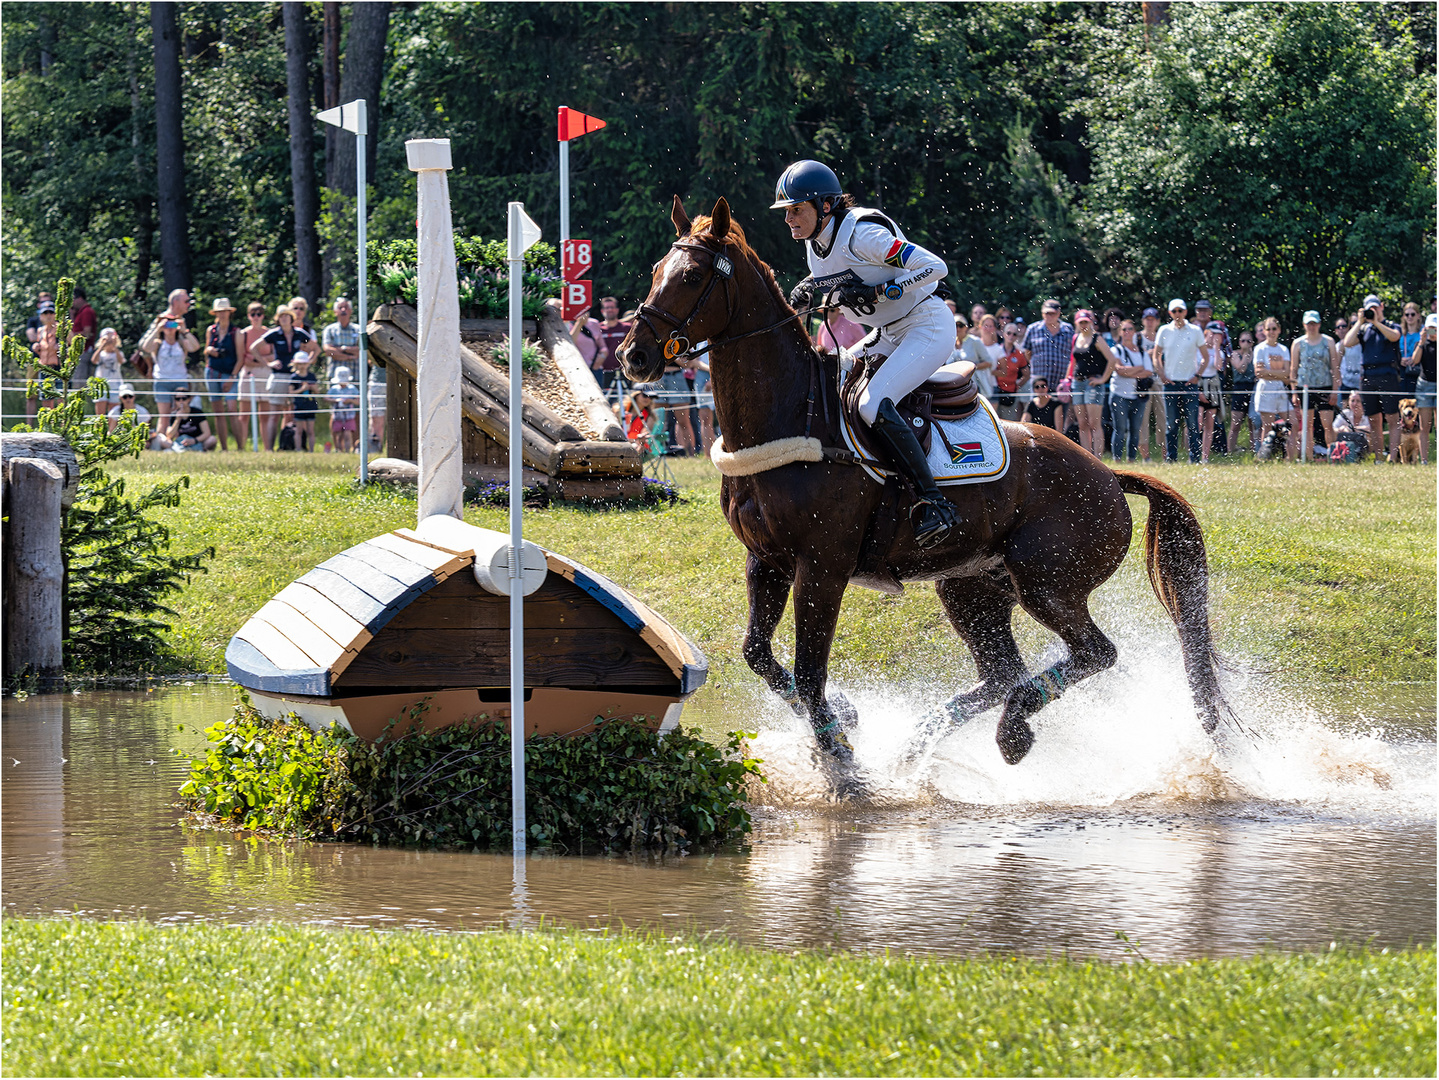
[784,202,818,240]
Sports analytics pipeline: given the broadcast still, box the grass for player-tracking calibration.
[4,919,1432,1077]
[108,450,1436,687]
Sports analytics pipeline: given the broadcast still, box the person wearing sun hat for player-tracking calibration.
[1289,309,1341,462]
[1152,298,1206,462]
[202,297,244,450]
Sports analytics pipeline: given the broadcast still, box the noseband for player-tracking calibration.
[633,240,737,361]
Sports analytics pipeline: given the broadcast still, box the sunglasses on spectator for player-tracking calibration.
[120,394,135,400]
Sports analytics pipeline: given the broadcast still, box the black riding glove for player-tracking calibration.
[837,281,879,316]
[788,277,816,310]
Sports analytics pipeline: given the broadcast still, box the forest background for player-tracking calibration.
[2,1,1434,352]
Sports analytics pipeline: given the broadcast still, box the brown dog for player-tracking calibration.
[1398,398,1423,464]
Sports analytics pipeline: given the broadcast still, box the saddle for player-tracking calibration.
[839,355,979,462]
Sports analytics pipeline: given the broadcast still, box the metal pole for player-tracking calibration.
[559,138,569,252]
[507,201,527,858]
[1301,385,1309,462]
[357,99,369,483]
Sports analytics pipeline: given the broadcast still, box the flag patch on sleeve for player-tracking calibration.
[884,240,915,268]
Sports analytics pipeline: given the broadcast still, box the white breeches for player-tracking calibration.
[855,296,955,425]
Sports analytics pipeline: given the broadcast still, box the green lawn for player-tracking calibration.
[4,919,1432,1078]
[111,450,1436,686]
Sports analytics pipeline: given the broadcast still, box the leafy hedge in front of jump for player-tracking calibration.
[367,236,561,320]
[179,696,763,853]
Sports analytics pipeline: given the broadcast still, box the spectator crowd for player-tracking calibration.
[577,291,1437,468]
[13,287,386,455]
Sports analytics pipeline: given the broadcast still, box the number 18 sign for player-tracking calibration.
[561,239,594,320]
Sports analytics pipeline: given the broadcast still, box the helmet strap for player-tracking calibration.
[806,198,833,241]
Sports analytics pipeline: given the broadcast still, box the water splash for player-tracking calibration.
[743,617,1434,818]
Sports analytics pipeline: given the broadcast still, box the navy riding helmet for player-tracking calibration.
[771,160,844,240]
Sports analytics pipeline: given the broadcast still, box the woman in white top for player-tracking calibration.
[950,315,991,397]
[1253,316,1294,461]
[143,317,200,426]
[974,314,1005,400]
[91,327,125,416]
[1107,319,1153,462]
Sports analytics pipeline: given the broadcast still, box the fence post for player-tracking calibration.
[2,457,65,686]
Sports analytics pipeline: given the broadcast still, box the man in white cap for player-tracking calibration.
[1342,294,1403,461]
[1152,298,1206,462]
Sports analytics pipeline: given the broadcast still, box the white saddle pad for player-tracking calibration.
[840,393,1012,487]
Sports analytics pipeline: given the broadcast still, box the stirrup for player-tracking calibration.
[910,497,957,549]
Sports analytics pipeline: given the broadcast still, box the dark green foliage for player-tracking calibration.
[181,698,763,853]
[1085,2,1436,328]
[0,278,212,674]
[3,3,1432,346]
[367,236,560,319]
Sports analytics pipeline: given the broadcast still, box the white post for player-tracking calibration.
[506,201,542,857]
[318,98,372,480]
[559,138,569,252]
[356,99,369,484]
[407,139,463,524]
[1301,385,1309,462]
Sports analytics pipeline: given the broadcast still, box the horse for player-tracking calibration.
[618,196,1231,765]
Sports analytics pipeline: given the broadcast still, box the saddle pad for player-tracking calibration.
[840,393,1011,487]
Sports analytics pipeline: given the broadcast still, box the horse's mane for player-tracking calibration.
[689,214,794,317]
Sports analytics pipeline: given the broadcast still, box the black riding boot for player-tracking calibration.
[870,398,958,549]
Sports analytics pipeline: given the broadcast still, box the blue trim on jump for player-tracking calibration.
[226,636,331,697]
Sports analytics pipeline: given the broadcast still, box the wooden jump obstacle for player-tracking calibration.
[226,517,707,740]
[368,300,643,501]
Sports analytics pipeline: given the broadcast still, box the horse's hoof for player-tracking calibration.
[829,691,859,732]
[996,718,1034,764]
[815,724,855,762]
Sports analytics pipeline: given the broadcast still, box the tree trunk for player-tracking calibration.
[284,1,322,306]
[2,458,66,686]
[323,1,341,189]
[334,1,391,198]
[129,3,154,300]
[151,1,191,294]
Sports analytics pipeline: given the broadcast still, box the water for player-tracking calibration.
[3,671,1433,961]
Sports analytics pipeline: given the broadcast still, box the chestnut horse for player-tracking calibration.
[619,196,1230,764]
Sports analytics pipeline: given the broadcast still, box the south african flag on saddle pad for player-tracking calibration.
[841,393,1011,487]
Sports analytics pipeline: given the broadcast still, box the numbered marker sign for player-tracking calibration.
[562,239,593,283]
[561,279,593,321]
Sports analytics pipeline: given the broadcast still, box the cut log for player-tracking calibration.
[539,300,628,442]
[551,440,642,477]
[2,457,65,683]
[551,475,645,502]
[0,433,79,508]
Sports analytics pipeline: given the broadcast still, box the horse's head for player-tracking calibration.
[618,195,752,384]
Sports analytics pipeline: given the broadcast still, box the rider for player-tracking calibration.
[773,159,958,549]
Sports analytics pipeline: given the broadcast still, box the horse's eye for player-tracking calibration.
[682,267,704,287]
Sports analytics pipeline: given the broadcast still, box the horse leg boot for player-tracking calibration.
[870,398,958,549]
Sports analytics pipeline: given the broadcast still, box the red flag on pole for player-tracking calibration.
[558,106,606,142]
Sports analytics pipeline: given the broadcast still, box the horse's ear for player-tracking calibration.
[710,197,732,239]
[671,195,691,237]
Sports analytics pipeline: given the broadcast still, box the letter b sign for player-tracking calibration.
[562,280,593,321]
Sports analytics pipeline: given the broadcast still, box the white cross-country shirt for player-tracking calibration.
[806,206,947,327]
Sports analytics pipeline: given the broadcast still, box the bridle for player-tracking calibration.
[633,237,826,362]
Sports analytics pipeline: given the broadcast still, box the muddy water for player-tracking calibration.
[3,676,1433,961]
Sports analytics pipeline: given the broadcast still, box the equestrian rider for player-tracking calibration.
[773,159,958,549]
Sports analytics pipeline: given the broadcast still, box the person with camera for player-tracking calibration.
[141,306,201,428]
[1342,294,1404,462]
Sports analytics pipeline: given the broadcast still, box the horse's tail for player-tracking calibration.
[1114,470,1232,734]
